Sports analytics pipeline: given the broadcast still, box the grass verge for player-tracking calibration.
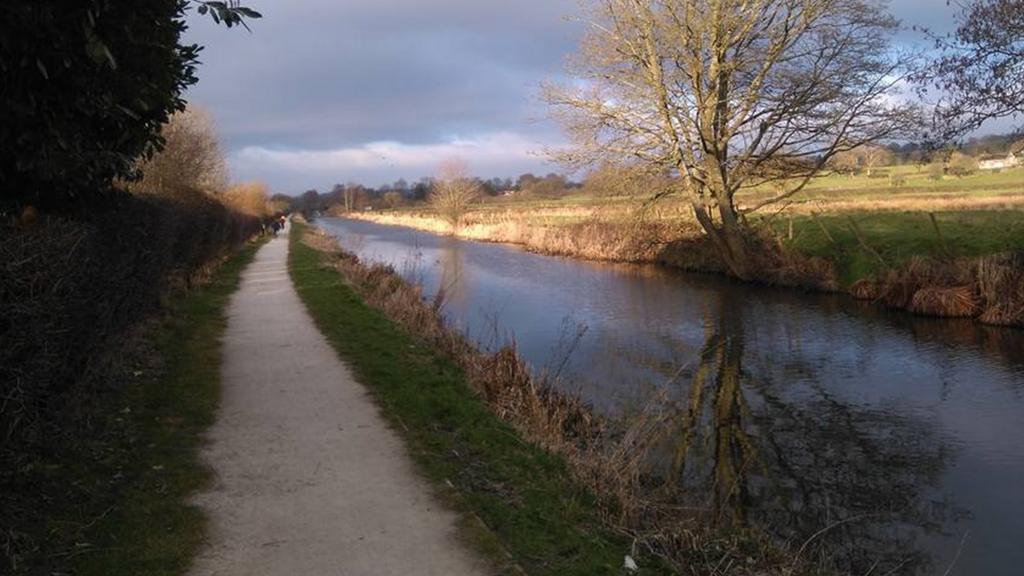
[779,210,1024,286]
[7,239,264,576]
[288,222,648,576]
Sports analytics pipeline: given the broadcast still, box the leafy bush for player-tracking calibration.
[0,1,259,210]
[0,189,259,496]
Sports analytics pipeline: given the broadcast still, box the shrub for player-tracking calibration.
[124,106,228,197]
[224,181,275,218]
[0,190,259,500]
[383,191,404,209]
[946,151,979,177]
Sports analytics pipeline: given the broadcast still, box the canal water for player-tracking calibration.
[318,217,1024,575]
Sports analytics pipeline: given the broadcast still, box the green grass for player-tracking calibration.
[60,240,264,576]
[798,164,1024,194]
[779,210,1024,285]
[289,223,653,575]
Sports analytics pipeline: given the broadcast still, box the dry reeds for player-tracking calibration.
[878,257,966,309]
[849,279,880,300]
[855,252,1024,326]
[908,286,981,317]
[976,252,1024,326]
[347,209,703,265]
[765,249,840,291]
[347,209,1022,329]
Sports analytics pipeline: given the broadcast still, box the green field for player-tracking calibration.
[780,211,1024,285]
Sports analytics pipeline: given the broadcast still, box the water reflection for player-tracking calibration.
[318,217,1024,575]
[631,292,954,574]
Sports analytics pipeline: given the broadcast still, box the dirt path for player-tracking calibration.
[189,225,488,575]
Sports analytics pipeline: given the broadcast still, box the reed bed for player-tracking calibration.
[908,286,981,318]
[841,254,1024,325]
[349,210,840,291]
[301,228,806,575]
[849,279,880,300]
[352,206,1024,327]
[976,252,1024,326]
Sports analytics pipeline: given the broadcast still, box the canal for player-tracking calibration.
[319,216,1024,575]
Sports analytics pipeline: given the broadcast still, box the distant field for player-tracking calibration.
[359,165,1023,286]
[383,165,1024,225]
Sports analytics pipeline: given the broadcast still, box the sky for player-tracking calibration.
[182,0,970,194]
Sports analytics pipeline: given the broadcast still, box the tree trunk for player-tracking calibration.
[690,202,751,281]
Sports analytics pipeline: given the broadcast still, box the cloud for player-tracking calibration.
[229,131,563,192]
[183,0,581,150]
[183,1,978,192]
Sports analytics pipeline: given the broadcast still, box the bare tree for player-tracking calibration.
[383,191,403,209]
[430,159,480,230]
[861,145,894,176]
[926,0,1024,137]
[342,182,363,212]
[224,181,272,217]
[125,105,228,197]
[828,149,863,176]
[547,0,921,278]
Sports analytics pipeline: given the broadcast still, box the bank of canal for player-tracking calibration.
[319,216,1024,576]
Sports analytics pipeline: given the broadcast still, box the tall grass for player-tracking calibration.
[349,206,1024,327]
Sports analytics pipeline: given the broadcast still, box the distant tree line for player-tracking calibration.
[288,171,586,216]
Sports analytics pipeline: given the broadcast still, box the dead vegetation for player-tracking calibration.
[351,209,1024,327]
[842,254,1024,325]
[349,210,840,292]
[301,227,815,575]
[976,252,1024,326]
[909,286,981,318]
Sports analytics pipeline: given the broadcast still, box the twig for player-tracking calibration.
[810,211,839,248]
[940,530,970,576]
[929,212,953,260]
[846,216,888,268]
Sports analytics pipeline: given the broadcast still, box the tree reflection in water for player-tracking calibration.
[644,295,958,575]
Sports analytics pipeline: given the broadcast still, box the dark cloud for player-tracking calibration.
[184,1,579,152]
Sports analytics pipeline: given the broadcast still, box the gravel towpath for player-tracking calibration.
[188,225,487,576]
